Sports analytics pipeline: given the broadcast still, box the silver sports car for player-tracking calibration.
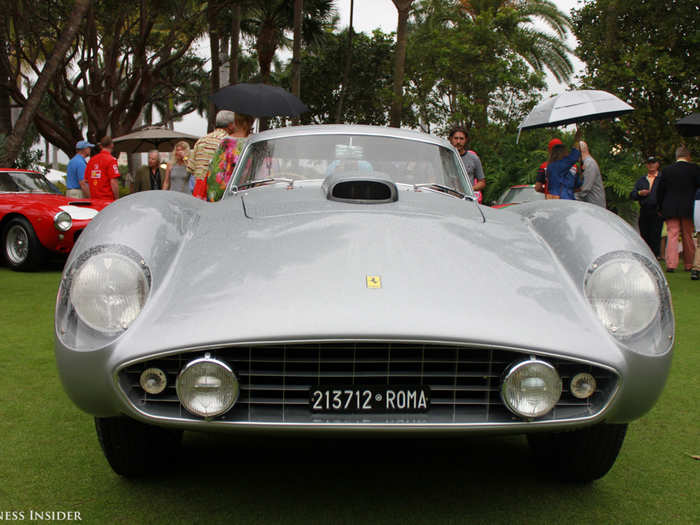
[54,125,673,481]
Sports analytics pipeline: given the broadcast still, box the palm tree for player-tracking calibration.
[390,0,415,128]
[458,0,573,82]
[245,0,334,85]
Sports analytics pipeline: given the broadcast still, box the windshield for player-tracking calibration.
[497,186,544,205]
[231,134,471,195]
[0,171,61,194]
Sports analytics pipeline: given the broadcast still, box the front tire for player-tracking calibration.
[95,417,183,477]
[527,423,628,483]
[2,217,44,271]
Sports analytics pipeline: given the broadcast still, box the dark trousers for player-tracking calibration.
[638,211,663,256]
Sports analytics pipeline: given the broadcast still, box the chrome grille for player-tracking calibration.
[119,342,618,425]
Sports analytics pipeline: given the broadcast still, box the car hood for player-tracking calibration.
[4,193,108,218]
[116,186,618,365]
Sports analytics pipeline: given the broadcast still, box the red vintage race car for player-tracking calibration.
[491,184,545,209]
[0,169,110,271]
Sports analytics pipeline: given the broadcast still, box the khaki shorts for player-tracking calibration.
[66,189,85,199]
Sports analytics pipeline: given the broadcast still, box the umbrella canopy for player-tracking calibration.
[518,90,634,134]
[212,83,309,117]
[675,113,700,137]
[112,127,199,154]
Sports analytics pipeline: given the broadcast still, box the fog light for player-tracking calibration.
[501,359,562,418]
[139,367,167,394]
[176,356,238,418]
[570,372,597,399]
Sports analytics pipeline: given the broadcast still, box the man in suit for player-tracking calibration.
[132,150,165,192]
[656,146,700,273]
[630,156,663,257]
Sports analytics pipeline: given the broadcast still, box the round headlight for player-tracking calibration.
[585,255,660,337]
[176,357,239,418]
[54,211,72,232]
[501,359,562,418]
[69,252,149,333]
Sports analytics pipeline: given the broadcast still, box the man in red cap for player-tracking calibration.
[534,138,565,195]
[86,136,121,201]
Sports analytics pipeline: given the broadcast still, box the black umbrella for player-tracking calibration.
[675,113,700,137]
[212,83,309,117]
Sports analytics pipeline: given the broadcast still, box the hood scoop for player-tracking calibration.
[322,173,398,204]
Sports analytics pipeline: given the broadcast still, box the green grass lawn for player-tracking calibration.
[0,266,697,524]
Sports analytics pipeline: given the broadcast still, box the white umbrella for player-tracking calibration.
[517,90,634,142]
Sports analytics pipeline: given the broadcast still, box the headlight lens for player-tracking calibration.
[54,211,72,232]
[501,359,562,418]
[176,357,239,418]
[69,252,149,333]
[584,254,660,337]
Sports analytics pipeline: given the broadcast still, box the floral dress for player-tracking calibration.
[205,137,247,202]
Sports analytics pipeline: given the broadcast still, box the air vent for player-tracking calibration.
[323,174,398,204]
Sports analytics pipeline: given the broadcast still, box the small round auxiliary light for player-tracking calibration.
[501,359,562,418]
[139,367,167,395]
[176,356,239,418]
[570,372,597,399]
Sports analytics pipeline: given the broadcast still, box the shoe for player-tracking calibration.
[666,268,675,273]
[692,270,699,281]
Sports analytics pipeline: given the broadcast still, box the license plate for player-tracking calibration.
[309,386,430,413]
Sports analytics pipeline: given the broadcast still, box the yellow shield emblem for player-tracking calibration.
[366,275,382,289]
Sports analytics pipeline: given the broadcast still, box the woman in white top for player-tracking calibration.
[163,141,191,193]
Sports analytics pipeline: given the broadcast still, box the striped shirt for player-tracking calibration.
[187,128,228,180]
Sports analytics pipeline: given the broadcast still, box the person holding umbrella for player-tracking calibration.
[544,128,583,200]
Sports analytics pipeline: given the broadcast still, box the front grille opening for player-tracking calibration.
[331,181,396,203]
[120,343,618,425]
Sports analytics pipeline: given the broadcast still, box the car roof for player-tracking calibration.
[247,124,453,149]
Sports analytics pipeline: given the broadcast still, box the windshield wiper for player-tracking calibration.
[233,178,294,191]
[413,183,469,200]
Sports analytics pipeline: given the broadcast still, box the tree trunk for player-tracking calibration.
[390,0,412,128]
[335,0,354,124]
[0,0,90,166]
[207,0,221,132]
[229,2,241,85]
[0,47,11,136]
[291,0,303,125]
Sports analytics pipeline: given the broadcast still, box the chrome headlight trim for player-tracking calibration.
[54,211,72,232]
[56,245,151,348]
[584,251,673,355]
[176,356,239,418]
[500,358,562,419]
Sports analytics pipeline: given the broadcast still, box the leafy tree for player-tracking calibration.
[2,0,207,157]
[405,0,548,132]
[287,29,395,125]
[0,0,89,166]
[243,0,334,84]
[573,0,700,159]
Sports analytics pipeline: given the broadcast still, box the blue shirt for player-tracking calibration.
[547,148,582,200]
[66,154,87,189]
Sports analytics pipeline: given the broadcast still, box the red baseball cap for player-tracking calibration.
[548,138,563,150]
